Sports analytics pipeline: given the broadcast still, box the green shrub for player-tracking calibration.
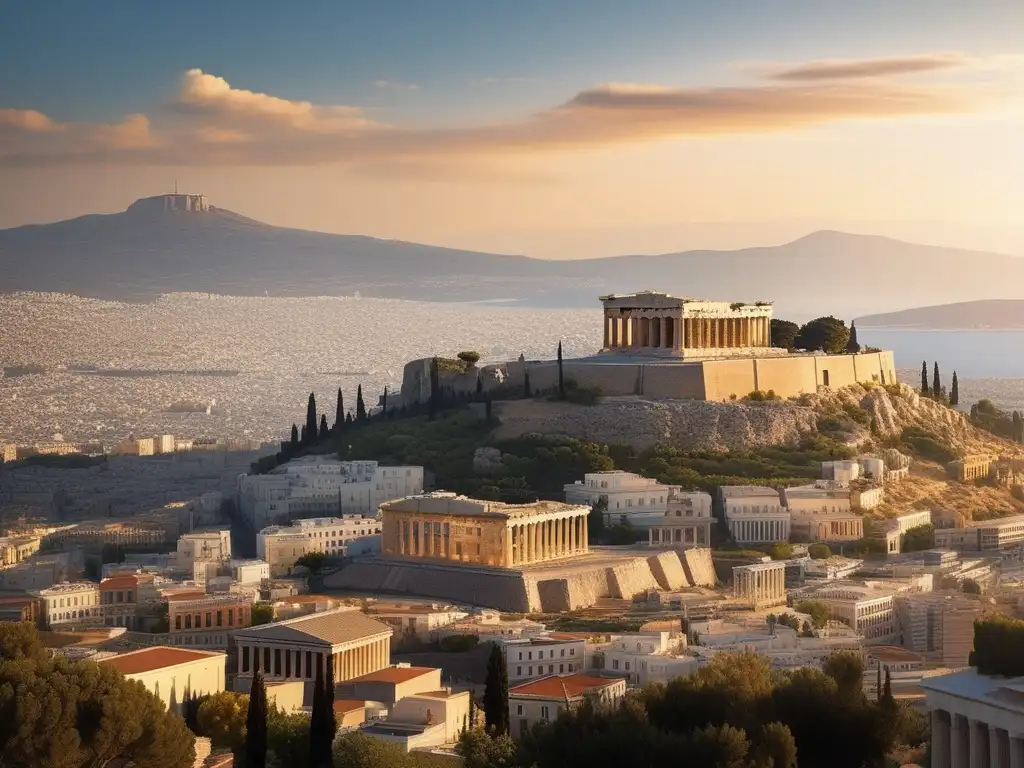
[745,390,781,402]
[899,426,957,463]
[439,634,480,652]
[969,617,1024,676]
[456,351,481,365]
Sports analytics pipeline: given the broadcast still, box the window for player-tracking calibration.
[206,612,213,628]
[242,647,250,672]
[518,652,523,661]
[516,705,523,716]
[612,659,619,670]
[517,667,522,677]
[175,615,182,630]
[559,664,564,673]
[216,611,223,627]
[528,666,533,676]
[541,706,550,720]
[549,665,554,674]
[570,648,575,656]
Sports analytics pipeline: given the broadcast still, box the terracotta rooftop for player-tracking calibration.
[232,607,392,646]
[165,590,207,602]
[333,699,367,714]
[868,645,925,663]
[346,666,437,685]
[99,575,139,590]
[274,594,337,605]
[100,646,224,675]
[510,674,621,700]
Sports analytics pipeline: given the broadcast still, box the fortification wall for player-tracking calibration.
[533,566,614,612]
[815,354,856,388]
[563,362,643,396]
[681,548,717,587]
[700,359,758,401]
[606,558,662,599]
[754,356,817,397]
[642,364,705,399]
[647,550,690,590]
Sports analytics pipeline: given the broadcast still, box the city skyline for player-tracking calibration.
[1,0,1022,256]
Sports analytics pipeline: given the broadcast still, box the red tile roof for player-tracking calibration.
[510,674,621,700]
[99,575,139,590]
[100,646,223,675]
[333,699,366,714]
[165,590,208,602]
[346,666,437,685]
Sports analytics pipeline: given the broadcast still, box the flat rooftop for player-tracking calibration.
[100,646,223,675]
[383,493,587,520]
[510,673,621,699]
[346,666,437,685]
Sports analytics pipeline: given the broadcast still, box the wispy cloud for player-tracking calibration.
[374,79,420,90]
[471,76,537,85]
[0,53,1014,169]
[770,53,971,81]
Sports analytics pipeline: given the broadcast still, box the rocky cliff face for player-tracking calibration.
[493,383,986,453]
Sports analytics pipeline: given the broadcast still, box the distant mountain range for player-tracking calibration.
[856,300,1024,330]
[3,197,1024,318]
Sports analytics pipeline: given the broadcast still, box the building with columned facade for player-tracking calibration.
[380,492,591,568]
[564,470,680,529]
[647,491,714,548]
[923,670,1024,768]
[721,486,790,544]
[232,607,393,690]
[600,291,774,359]
[732,561,788,609]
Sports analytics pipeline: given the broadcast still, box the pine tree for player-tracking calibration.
[524,369,532,399]
[319,414,329,438]
[290,424,299,448]
[557,341,565,399]
[483,643,510,736]
[244,671,268,768]
[846,321,860,353]
[334,388,344,433]
[933,362,941,399]
[920,361,929,395]
[305,392,318,443]
[951,371,959,406]
[356,384,367,422]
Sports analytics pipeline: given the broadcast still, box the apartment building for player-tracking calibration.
[564,470,681,529]
[257,516,381,576]
[35,581,102,628]
[499,635,588,683]
[509,675,626,739]
[237,458,424,529]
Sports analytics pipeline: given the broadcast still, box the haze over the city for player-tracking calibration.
[1,0,1022,257]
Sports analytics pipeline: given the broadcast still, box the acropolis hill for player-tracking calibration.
[402,290,898,404]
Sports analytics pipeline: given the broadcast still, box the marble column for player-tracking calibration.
[611,316,619,348]
[569,516,576,552]
[952,715,970,768]
[990,727,1010,768]
[530,523,539,564]
[971,720,990,768]
[604,315,611,348]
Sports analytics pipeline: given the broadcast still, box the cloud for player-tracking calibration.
[0,55,1013,169]
[374,80,420,90]
[770,53,972,81]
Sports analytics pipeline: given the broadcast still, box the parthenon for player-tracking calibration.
[600,291,774,358]
[381,492,591,568]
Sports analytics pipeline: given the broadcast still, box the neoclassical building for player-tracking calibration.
[647,491,714,549]
[233,607,393,688]
[381,492,591,568]
[600,291,774,358]
[732,561,788,610]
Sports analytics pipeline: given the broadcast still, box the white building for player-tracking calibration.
[795,578,932,644]
[237,458,424,529]
[176,529,231,567]
[363,689,472,753]
[783,481,852,515]
[591,631,696,686]
[721,486,790,544]
[499,635,588,683]
[564,470,680,529]
[100,647,226,717]
[369,604,470,642]
[257,516,382,576]
[509,674,627,740]
[852,484,885,511]
[232,558,271,585]
[875,510,934,555]
[159,434,176,454]
[647,491,714,548]
[35,581,102,627]
[922,670,1024,768]
[785,482,863,542]
[803,556,864,580]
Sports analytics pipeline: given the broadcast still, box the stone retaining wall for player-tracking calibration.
[647,550,690,590]
[681,548,717,587]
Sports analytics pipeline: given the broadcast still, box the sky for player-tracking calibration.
[1,0,1023,257]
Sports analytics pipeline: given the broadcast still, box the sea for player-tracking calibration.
[860,329,1024,413]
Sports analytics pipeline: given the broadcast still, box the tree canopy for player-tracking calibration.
[770,319,799,350]
[0,622,196,768]
[793,317,850,354]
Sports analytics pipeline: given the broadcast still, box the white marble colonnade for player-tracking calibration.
[930,708,1024,768]
[604,312,771,351]
[506,513,589,567]
[237,635,391,683]
[728,517,790,543]
[733,564,787,608]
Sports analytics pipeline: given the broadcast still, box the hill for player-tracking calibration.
[3,197,1024,316]
[856,300,1024,330]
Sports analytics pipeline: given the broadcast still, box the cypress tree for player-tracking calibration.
[951,371,959,406]
[356,384,366,422]
[300,424,308,443]
[309,658,336,767]
[382,386,388,416]
[319,414,329,438]
[345,412,354,424]
[305,392,318,442]
[334,388,344,433]
[883,668,893,702]
[920,361,929,395]
[244,670,268,768]
[428,357,440,420]
[845,321,860,353]
[483,643,510,736]
[290,424,299,448]
[933,362,941,399]
[557,341,565,399]
[524,368,532,399]
[475,374,484,402]
[875,665,882,701]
